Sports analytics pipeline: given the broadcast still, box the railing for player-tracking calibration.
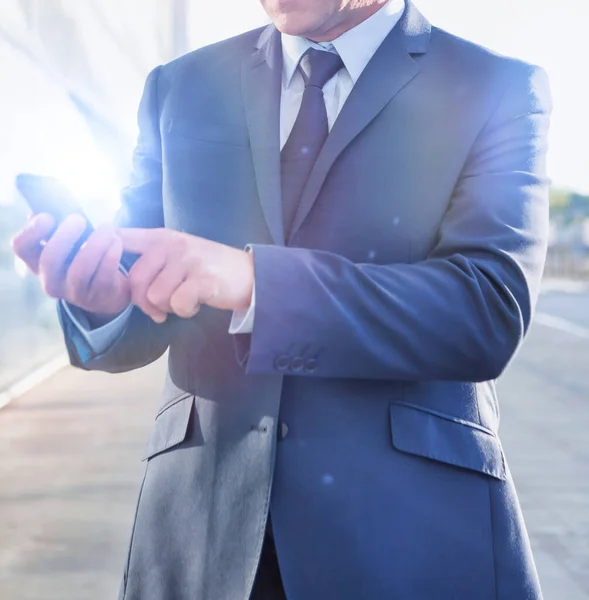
[544,246,589,280]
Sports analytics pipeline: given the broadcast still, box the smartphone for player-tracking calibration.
[16,174,94,264]
[15,173,133,270]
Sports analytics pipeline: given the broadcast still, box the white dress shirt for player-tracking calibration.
[64,0,405,352]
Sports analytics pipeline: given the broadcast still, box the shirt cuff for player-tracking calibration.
[229,244,255,334]
[229,285,255,334]
[61,301,134,354]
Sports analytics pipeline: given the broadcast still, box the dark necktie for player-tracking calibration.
[281,48,344,238]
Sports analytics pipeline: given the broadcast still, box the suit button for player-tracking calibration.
[274,355,290,371]
[304,358,318,373]
[290,357,305,372]
[278,422,289,441]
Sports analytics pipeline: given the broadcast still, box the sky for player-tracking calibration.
[189,0,589,194]
[417,0,589,194]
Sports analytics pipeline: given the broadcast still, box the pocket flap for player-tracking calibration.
[142,396,194,461]
[389,402,506,481]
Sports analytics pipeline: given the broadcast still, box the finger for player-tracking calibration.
[11,213,56,273]
[127,251,168,322]
[38,215,88,298]
[86,236,131,313]
[170,279,202,319]
[66,225,119,302]
[117,227,164,255]
[90,234,124,290]
[146,262,189,314]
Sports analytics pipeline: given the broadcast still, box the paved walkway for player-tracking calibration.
[0,283,588,599]
[0,361,164,600]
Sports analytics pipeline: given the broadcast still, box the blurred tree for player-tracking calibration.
[569,193,589,218]
[550,188,571,209]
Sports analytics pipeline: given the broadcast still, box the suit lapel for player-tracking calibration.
[242,26,285,246]
[288,1,432,241]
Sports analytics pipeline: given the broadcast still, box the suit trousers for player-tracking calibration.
[250,534,287,600]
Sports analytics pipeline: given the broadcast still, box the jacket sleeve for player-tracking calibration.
[243,64,552,383]
[59,65,175,374]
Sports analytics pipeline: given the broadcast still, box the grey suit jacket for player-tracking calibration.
[59,3,551,599]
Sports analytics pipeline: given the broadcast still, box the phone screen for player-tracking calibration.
[16,174,95,265]
[16,174,88,221]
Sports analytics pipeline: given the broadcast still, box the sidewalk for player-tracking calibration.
[0,359,165,600]
[498,314,589,598]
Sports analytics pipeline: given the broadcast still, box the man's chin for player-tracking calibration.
[269,13,325,38]
[271,18,309,36]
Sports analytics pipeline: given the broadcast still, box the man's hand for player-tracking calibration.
[118,228,254,323]
[11,213,131,320]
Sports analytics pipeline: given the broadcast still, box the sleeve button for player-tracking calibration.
[274,355,291,371]
[290,357,305,372]
[304,358,318,373]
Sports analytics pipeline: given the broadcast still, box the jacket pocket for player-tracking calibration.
[389,402,506,481]
[142,395,194,461]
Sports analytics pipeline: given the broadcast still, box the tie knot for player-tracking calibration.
[298,48,344,89]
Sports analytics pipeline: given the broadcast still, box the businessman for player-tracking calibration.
[12,0,552,598]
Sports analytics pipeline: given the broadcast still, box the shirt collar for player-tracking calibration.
[281,0,405,88]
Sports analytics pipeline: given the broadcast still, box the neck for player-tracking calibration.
[307,0,388,43]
